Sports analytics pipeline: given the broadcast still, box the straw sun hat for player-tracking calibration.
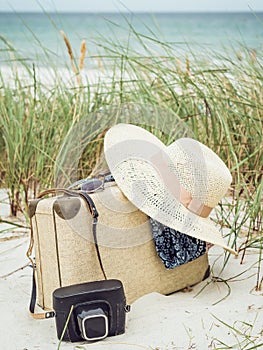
[104,123,237,255]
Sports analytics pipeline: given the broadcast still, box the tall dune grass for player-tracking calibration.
[0,16,262,281]
[95,25,262,259]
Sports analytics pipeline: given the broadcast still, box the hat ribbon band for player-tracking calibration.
[151,151,213,218]
[179,186,213,218]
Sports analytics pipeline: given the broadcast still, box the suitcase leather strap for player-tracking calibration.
[28,188,107,320]
[74,190,107,280]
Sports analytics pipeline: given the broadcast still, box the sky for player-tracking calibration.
[0,0,263,13]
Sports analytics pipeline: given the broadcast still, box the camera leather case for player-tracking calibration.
[53,279,127,342]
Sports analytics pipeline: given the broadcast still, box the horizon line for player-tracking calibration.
[0,10,263,14]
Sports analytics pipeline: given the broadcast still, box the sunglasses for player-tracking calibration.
[68,173,114,193]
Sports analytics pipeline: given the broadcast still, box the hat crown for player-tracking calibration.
[167,138,232,208]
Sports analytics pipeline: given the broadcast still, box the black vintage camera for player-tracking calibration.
[53,279,129,342]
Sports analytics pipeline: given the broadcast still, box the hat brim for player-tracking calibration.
[104,123,237,255]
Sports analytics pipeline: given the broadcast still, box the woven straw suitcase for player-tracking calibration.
[29,182,209,310]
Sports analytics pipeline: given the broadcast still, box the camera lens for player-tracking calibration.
[77,308,108,341]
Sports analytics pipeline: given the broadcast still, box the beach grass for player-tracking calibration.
[0,16,262,282]
[211,314,263,349]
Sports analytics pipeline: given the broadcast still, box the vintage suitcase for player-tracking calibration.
[29,182,209,310]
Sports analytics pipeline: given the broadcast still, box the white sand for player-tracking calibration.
[0,190,262,350]
[0,65,121,90]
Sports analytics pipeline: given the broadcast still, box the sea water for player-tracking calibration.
[0,11,263,90]
[0,12,262,67]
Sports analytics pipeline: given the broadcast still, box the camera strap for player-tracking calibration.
[28,188,107,320]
